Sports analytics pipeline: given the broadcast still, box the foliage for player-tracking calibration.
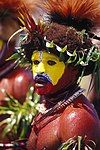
[45,37,100,67]
[6,46,32,70]
[0,86,40,139]
[58,136,96,150]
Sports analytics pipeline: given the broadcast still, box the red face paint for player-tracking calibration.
[35,82,53,95]
[34,67,79,95]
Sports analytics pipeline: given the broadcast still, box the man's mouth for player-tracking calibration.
[35,79,47,87]
[35,76,50,88]
[34,75,53,94]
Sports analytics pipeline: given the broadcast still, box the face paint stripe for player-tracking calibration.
[32,51,66,87]
[39,51,43,62]
[34,73,52,83]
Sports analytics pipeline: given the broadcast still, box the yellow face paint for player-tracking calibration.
[0,39,4,51]
[31,51,66,85]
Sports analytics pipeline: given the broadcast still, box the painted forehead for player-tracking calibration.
[31,51,60,61]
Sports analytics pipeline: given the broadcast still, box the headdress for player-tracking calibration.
[0,0,39,18]
[0,0,40,76]
[0,0,40,37]
[11,0,100,88]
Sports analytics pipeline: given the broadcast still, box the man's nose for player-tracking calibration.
[36,62,46,74]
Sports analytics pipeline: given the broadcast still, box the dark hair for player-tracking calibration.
[22,22,96,75]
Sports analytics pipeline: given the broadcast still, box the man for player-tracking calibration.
[14,0,100,149]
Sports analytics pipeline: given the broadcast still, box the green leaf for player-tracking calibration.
[3,118,16,137]
[75,51,84,66]
[67,50,77,64]
[78,136,82,150]
[91,52,100,61]
[46,41,54,48]
[6,53,20,61]
[16,111,22,126]
[0,86,40,139]
[58,138,76,150]
[0,118,11,127]
[33,92,40,104]
[0,110,13,115]
[19,119,29,139]
[84,46,95,65]
[62,45,67,52]
[78,67,85,84]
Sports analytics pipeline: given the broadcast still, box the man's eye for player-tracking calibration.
[47,60,56,66]
[33,60,40,65]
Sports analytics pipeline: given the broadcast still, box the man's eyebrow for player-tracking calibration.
[45,56,58,61]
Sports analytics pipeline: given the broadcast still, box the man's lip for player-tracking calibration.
[35,77,50,84]
[35,79,47,84]
[35,83,45,87]
[35,75,51,83]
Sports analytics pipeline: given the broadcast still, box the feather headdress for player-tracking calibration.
[0,0,40,20]
[0,0,41,40]
[10,0,100,92]
[43,0,100,31]
[0,0,40,76]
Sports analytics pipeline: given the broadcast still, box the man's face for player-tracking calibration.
[31,51,66,95]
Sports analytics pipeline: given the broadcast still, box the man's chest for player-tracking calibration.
[28,115,61,150]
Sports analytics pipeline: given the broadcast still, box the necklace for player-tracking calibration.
[33,87,85,125]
